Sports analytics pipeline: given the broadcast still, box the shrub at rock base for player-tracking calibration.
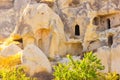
[0,53,36,80]
[53,52,119,80]
[0,67,36,80]
[0,53,21,68]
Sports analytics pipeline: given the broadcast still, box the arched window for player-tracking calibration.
[107,19,111,29]
[93,17,99,25]
[108,35,113,47]
[75,24,80,36]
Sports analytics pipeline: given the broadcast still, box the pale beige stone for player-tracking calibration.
[111,44,120,74]
[0,9,16,38]
[14,0,30,11]
[0,0,13,9]
[65,39,83,55]
[21,44,52,76]
[95,46,111,73]
[0,44,22,57]
[14,3,66,58]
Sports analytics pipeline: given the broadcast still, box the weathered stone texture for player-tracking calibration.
[0,9,16,38]
[0,0,120,73]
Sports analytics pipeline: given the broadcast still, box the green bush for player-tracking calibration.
[53,52,105,80]
[0,67,36,80]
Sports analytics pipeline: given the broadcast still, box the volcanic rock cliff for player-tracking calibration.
[0,0,120,74]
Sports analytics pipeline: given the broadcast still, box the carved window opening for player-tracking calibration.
[108,35,113,47]
[75,24,80,36]
[93,17,99,25]
[113,17,115,19]
[107,19,111,29]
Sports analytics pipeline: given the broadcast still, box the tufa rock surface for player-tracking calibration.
[0,0,120,74]
[0,44,22,57]
[14,3,67,58]
[21,44,52,76]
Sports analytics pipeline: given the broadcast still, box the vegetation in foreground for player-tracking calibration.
[53,52,119,80]
[0,51,119,80]
[0,67,36,80]
[0,53,36,80]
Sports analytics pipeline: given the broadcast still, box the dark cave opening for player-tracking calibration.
[93,17,99,25]
[108,35,113,47]
[75,24,80,36]
[107,19,111,29]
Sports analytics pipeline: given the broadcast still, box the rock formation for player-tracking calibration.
[0,44,22,57]
[0,9,16,38]
[13,3,67,58]
[0,0,14,9]
[0,0,120,74]
[0,43,52,76]
[21,44,52,76]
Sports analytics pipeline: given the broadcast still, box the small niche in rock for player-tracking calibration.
[93,17,99,25]
[108,35,113,47]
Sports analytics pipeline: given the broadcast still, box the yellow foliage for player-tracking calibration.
[11,34,22,40]
[0,47,3,51]
[3,34,22,46]
[0,53,21,69]
[3,39,20,46]
[0,40,3,44]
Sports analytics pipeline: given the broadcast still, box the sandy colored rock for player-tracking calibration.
[21,44,52,76]
[14,0,31,11]
[65,39,83,55]
[54,0,120,53]
[0,9,16,38]
[0,0,13,9]
[111,44,120,74]
[0,0,120,74]
[14,3,66,58]
[22,32,35,48]
[0,44,22,57]
[95,46,111,73]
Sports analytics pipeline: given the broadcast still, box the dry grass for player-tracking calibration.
[0,53,21,69]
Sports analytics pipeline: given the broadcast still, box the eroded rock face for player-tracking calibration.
[111,42,120,74]
[0,0,120,54]
[95,46,111,73]
[65,39,83,55]
[14,0,31,11]
[53,0,120,53]
[0,9,16,38]
[0,0,120,74]
[95,43,120,74]
[93,27,120,73]
[14,3,66,58]
[0,0,14,9]
[21,44,52,76]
